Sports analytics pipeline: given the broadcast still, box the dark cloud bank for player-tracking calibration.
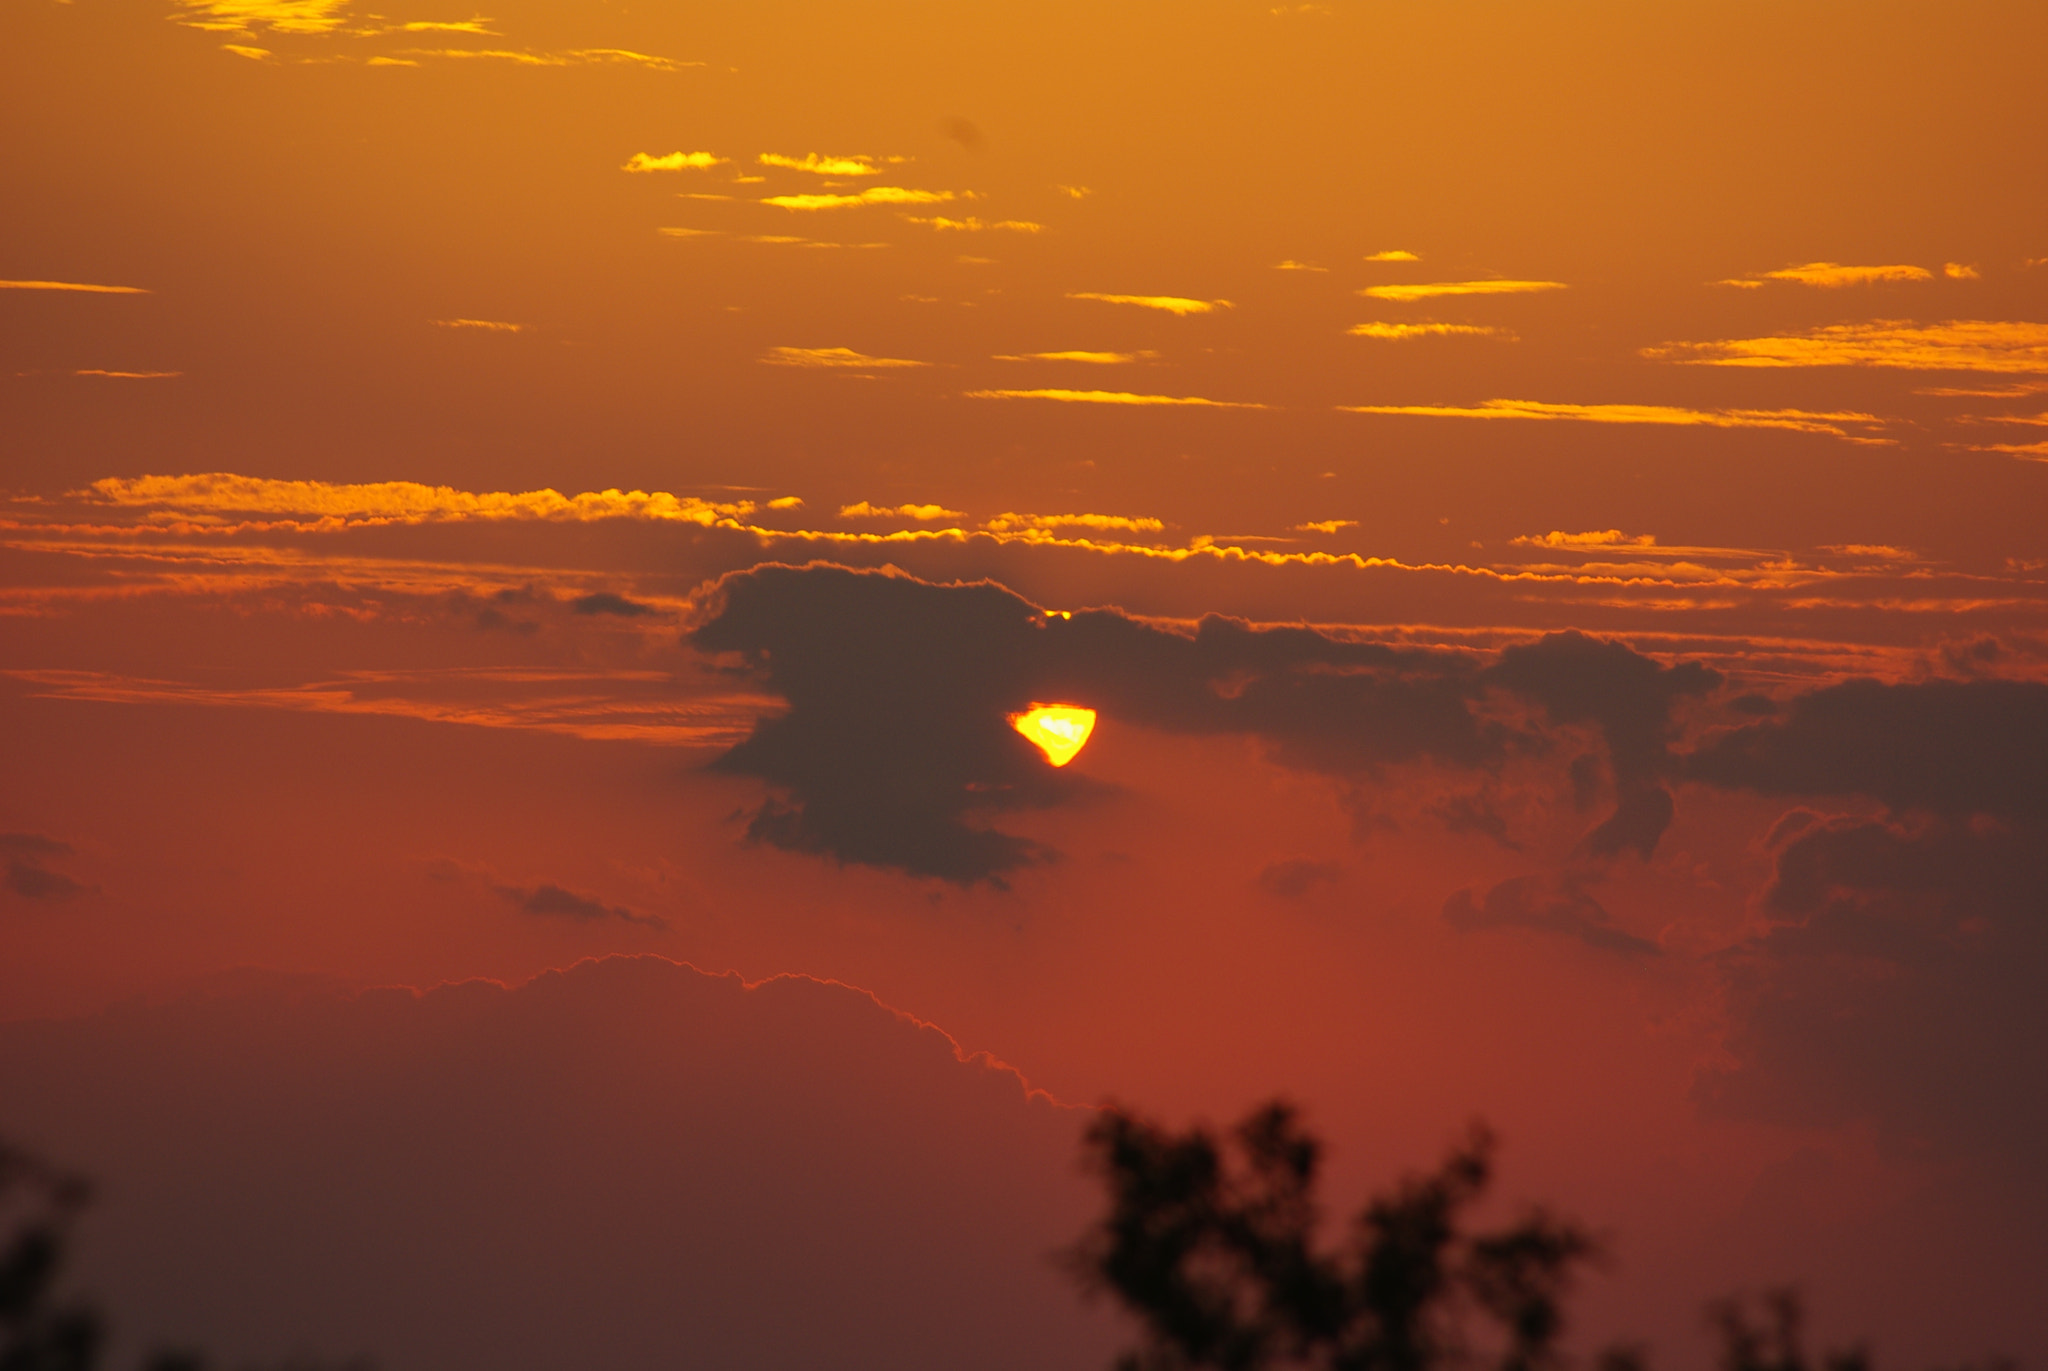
[690,564,2048,1158]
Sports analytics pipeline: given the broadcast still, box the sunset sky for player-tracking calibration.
[4,3,2046,1368]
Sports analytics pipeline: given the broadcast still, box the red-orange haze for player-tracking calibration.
[2,3,2046,1370]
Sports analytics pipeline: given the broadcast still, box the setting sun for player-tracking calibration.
[1010,705,1097,766]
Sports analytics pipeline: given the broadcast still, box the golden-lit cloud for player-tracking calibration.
[1358,280,1565,301]
[966,388,1265,408]
[981,512,1165,533]
[69,369,182,379]
[622,151,725,173]
[902,216,1042,232]
[1295,519,1357,534]
[1644,321,2048,373]
[77,474,754,525]
[173,0,351,35]
[1338,398,1888,440]
[1719,262,1935,289]
[991,350,1154,364]
[1273,261,1328,272]
[1347,322,1513,340]
[1066,293,1231,315]
[1916,381,2048,397]
[1514,530,1658,551]
[758,153,894,176]
[1055,185,1091,199]
[0,279,149,294]
[431,318,523,331]
[393,19,498,33]
[762,187,955,210]
[761,346,929,369]
[221,43,272,60]
[1945,263,1982,280]
[1363,250,1420,262]
[401,48,693,69]
[657,227,721,238]
[1818,544,1921,562]
[1966,440,2048,461]
[838,501,965,520]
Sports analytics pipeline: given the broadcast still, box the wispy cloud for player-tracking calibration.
[431,318,522,331]
[981,512,1165,533]
[1347,322,1513,340]
[758,152,894,176]
[657,227,722,238]
[69,369,182,379]
[1055,185,1091,199]
[1718,262,1934,289]
[902,216,1041,232]
[992,350,1153,364]
[1358,280,1565,301]
[1363,250,1419,262]
[1961,440,2048,461]
[173,0,351,35]
[1513,529,1657,551]
[393,18,498,33]
[838,501,965,520]
[761,187,955,210]
[0,279,149,294]
[1915,381,2048,397]
[221,43,272,59]
[761,346,929,369]
[400,47,693,69]
[1066,293,1231,315]
[1273,260,1328,272]
[1644,321,2048,373]
[77,474,756,525]
[1944,262,1981,280]
[966,388,1264,408]
[1338,398,1889,440]
[622,151,725,172]
[1294,519,1357,534]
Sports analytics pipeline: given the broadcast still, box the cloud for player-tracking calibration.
[980,513,1165,534]
[762,187,956,210]
[1443,873,1657,955]
[400,48,695,69]
[490,878,667,929]
[839,502,966,521]
[1066,293,1231,315]
[431,317,523,331]
[1256,857,1341,897]
[1515,529,1657,551]
[1055,184,1090,199]
[392,19,497,33]
[761,346,929,369]
[77,473,756,526]
[1717,262,1934,289]
[622,151,725,172]
[1273,261,1328,272]
[68,369,182,379]
[992,351,1153,364]
[1945,262,1982,280]
[1294,520,1356,534]
[172,0,350,34]
[221,42,272,59]
[758,152,891,176]
[658,227,722,238]
[1347,323,1513,340]
[1363,250,1420,262]
[1357,280,1565,301]
[0,279,149,294]
[1336,398,1888,441]
[1,833,86,903]
[1642,320,2048,373]
[570,591,658,617]
[903,216,1041,232]
[966,389,1264,408]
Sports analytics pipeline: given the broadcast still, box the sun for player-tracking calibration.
[1009,704,1097,767]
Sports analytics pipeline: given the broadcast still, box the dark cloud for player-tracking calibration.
[687,566,1732,884]
[1,833,86,902]
[1442,872,1659,956]
[571,591,658,618]
[1698,811,2048,1159]
[1689,678,2048,817]
[1255,857,1341,898]
[1426,791,1520,849]
[491,880,668,931]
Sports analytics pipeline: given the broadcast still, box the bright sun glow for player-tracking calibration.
[1010,704,1097,766]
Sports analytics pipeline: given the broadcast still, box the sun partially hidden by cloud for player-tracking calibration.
[981,512,1165,533]
[1348,323,1513,340]
[758,153,893,176]
[0,279,149,294]
[838,501,965,521]
[761,346,929,369]
[1358,280,1566,301]
[622,151,725,173]
[432,318,523,332]
[1066,293,1231,315]
[1338,398,1889,440]
[1363,250,1420,262]
[1644,321,2048,373]
[1720,262,1935,289]
[992,351,1153,364]
[172,0,351,35]
[762,187,955,210]
[1009,705,1096,767]
[966,388,1264,408]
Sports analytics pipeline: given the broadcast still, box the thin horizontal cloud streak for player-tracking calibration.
[1358,280,1565,301]
[1066,293,1230,315]
[1719,262,1935,289]
[967,389,1264,408]
[0,279,150,294]
[1644,321,2048,373]
[1337,399,1889,440]
[762,346,928,369]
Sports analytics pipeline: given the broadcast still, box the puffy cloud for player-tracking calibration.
[622,151,725,172]
[839,502,966,521]
[1346,323,1513,340]
[1357,280,1565,301]
[762,346,929,369]
[1337,399,1889,441]
[758,152,891,176]
[1362,250,1420,262]
[966,388,1264,408]
[1065,294,1231,315]
[1643,321,2048,373]
[1945,263,1982,280]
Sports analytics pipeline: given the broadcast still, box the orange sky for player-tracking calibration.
[4,4,2047,1370]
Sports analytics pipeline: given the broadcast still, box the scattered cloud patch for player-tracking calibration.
[966,388,1264,408]
[432,317,522,331]
[903,216,1041,232]
[1294,519,1357,534]
[1273,260,1327,272]
[1066,293,1231,315]
[763,187,956,210]
[221,42,272,59]
[1348,322,1513,340]
[1721,262,1934,289]
[1363,250,1420,262]
[78,473,755,525]
[1339,398,1889,440]
[68,369,181,379]
[840,502,965,521]
[622,151,725,172]
[992,350,1152,364]
[1056,185,1090,199]
[762,346,929,369]
[400,47,693,69]
[1358,280,1565,301]
[1644,320,2048,373]
[0,279,149,294]
[1514,529,1658,551]
[172,0,351,35]
[491,878,667,930]
[981,512,1165,534]
[1945,262,1982,280]
[658,227,721,238]
[758,152,893,176]
[570,591,658,617]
